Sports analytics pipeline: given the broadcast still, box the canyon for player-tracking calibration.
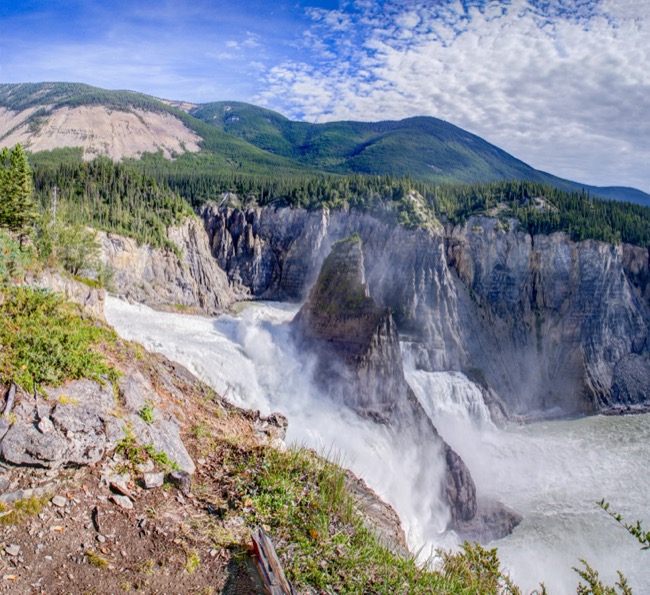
[98,203,650,568]
[189,203,649,419]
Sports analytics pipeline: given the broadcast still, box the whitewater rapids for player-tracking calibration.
[105,296,650,594]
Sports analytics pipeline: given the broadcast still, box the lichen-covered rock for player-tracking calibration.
[119,370,196,474]
[1,381,119,468]
[0,372,195,474]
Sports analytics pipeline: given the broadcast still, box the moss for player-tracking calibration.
[0,496,49,525]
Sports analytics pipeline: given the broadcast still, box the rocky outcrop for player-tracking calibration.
[291,237,517,537]
[203,205,650,418]
[100,217,235,314]
[0,369,195,473]
[32,271,106,320]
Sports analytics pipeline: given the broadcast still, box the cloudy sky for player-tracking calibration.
[1,0,649,191]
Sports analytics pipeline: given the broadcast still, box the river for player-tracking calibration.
[105,296,650,594]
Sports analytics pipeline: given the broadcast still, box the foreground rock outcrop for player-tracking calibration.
[203,204,650,418]
[291,236,519,539]
[0,371,194,473]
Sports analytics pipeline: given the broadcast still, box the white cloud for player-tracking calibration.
[260,0,650,190]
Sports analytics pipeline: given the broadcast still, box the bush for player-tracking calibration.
[34,216,101,276]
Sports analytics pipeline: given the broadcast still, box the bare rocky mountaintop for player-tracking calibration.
[0,105,201,161]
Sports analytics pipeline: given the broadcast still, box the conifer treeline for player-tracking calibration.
[29,156,650,249]
[161,171,650,246]
[31,158,193,250]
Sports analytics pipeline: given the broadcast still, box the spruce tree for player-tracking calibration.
[0,144,35,234]
[0,147,9,227]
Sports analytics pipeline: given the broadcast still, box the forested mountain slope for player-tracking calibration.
[0,82,647,204]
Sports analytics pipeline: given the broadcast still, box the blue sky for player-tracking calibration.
[1,0,649,191]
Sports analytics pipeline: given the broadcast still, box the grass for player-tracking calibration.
[184,550,201,574]
[115,424,179,472]
[217,442,521,594]
[0,286,116,393]
[144,444,179,471]
[139,402,155,424]
[0,496,48,525]
[86,550,110,568]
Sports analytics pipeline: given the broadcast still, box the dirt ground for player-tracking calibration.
[0,453,263,595]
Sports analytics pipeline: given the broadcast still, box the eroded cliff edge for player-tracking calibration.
[202,204,650,418]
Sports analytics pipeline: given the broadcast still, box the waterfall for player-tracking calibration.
[105,296,650,594]
[402,342,494,431]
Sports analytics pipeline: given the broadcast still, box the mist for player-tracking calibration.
[105,296,650,594]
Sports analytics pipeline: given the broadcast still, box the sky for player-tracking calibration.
[1,0,649,191]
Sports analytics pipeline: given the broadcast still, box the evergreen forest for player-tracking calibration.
[22,151,650,250]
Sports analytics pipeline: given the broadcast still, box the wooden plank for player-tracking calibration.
[1,384,16,416]
[250,527,295,595]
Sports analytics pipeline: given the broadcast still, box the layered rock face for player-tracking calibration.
[291,237,518,538]
[202,204,650,418]
[100,217,235,314]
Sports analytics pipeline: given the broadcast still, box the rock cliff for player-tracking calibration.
[100,216,235,314]
[202,204,650,418]
[291,236,519,538]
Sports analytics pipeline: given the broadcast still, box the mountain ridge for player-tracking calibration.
[0,82,648,205]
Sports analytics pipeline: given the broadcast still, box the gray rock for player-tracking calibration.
[5,544,20,557]
[0,476,10,493]
[204,205,650,416]
[110,494,133,510]
[137,460,155,473]
[1,422,68,467]
[610,354,650,408]
[168,470,191,495]
[37,418,55,434]
[142,472,165,489]
[51,496,67,508]
[119,371,152,413]
[118,370,195,474]
[0,484,55,504]
[99,217,234,314]
[33,272,106,320]
[109,479,133,499]
[126,413,195,475]
[292,237,479,531]
[0,380,124,469]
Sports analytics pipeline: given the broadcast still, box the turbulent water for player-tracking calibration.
[105,296,650,594]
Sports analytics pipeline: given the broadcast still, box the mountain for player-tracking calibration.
[1,82,648,204]
[190,101,650,204]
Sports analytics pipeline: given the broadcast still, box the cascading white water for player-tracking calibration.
[105,297,452,549]
[402,344,494,431]
[105,296,650,594]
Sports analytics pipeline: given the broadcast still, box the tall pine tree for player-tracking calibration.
[0,144,35,234]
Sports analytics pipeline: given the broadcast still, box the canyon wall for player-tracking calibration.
[99,216,236,314]
[201,204,650,417]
